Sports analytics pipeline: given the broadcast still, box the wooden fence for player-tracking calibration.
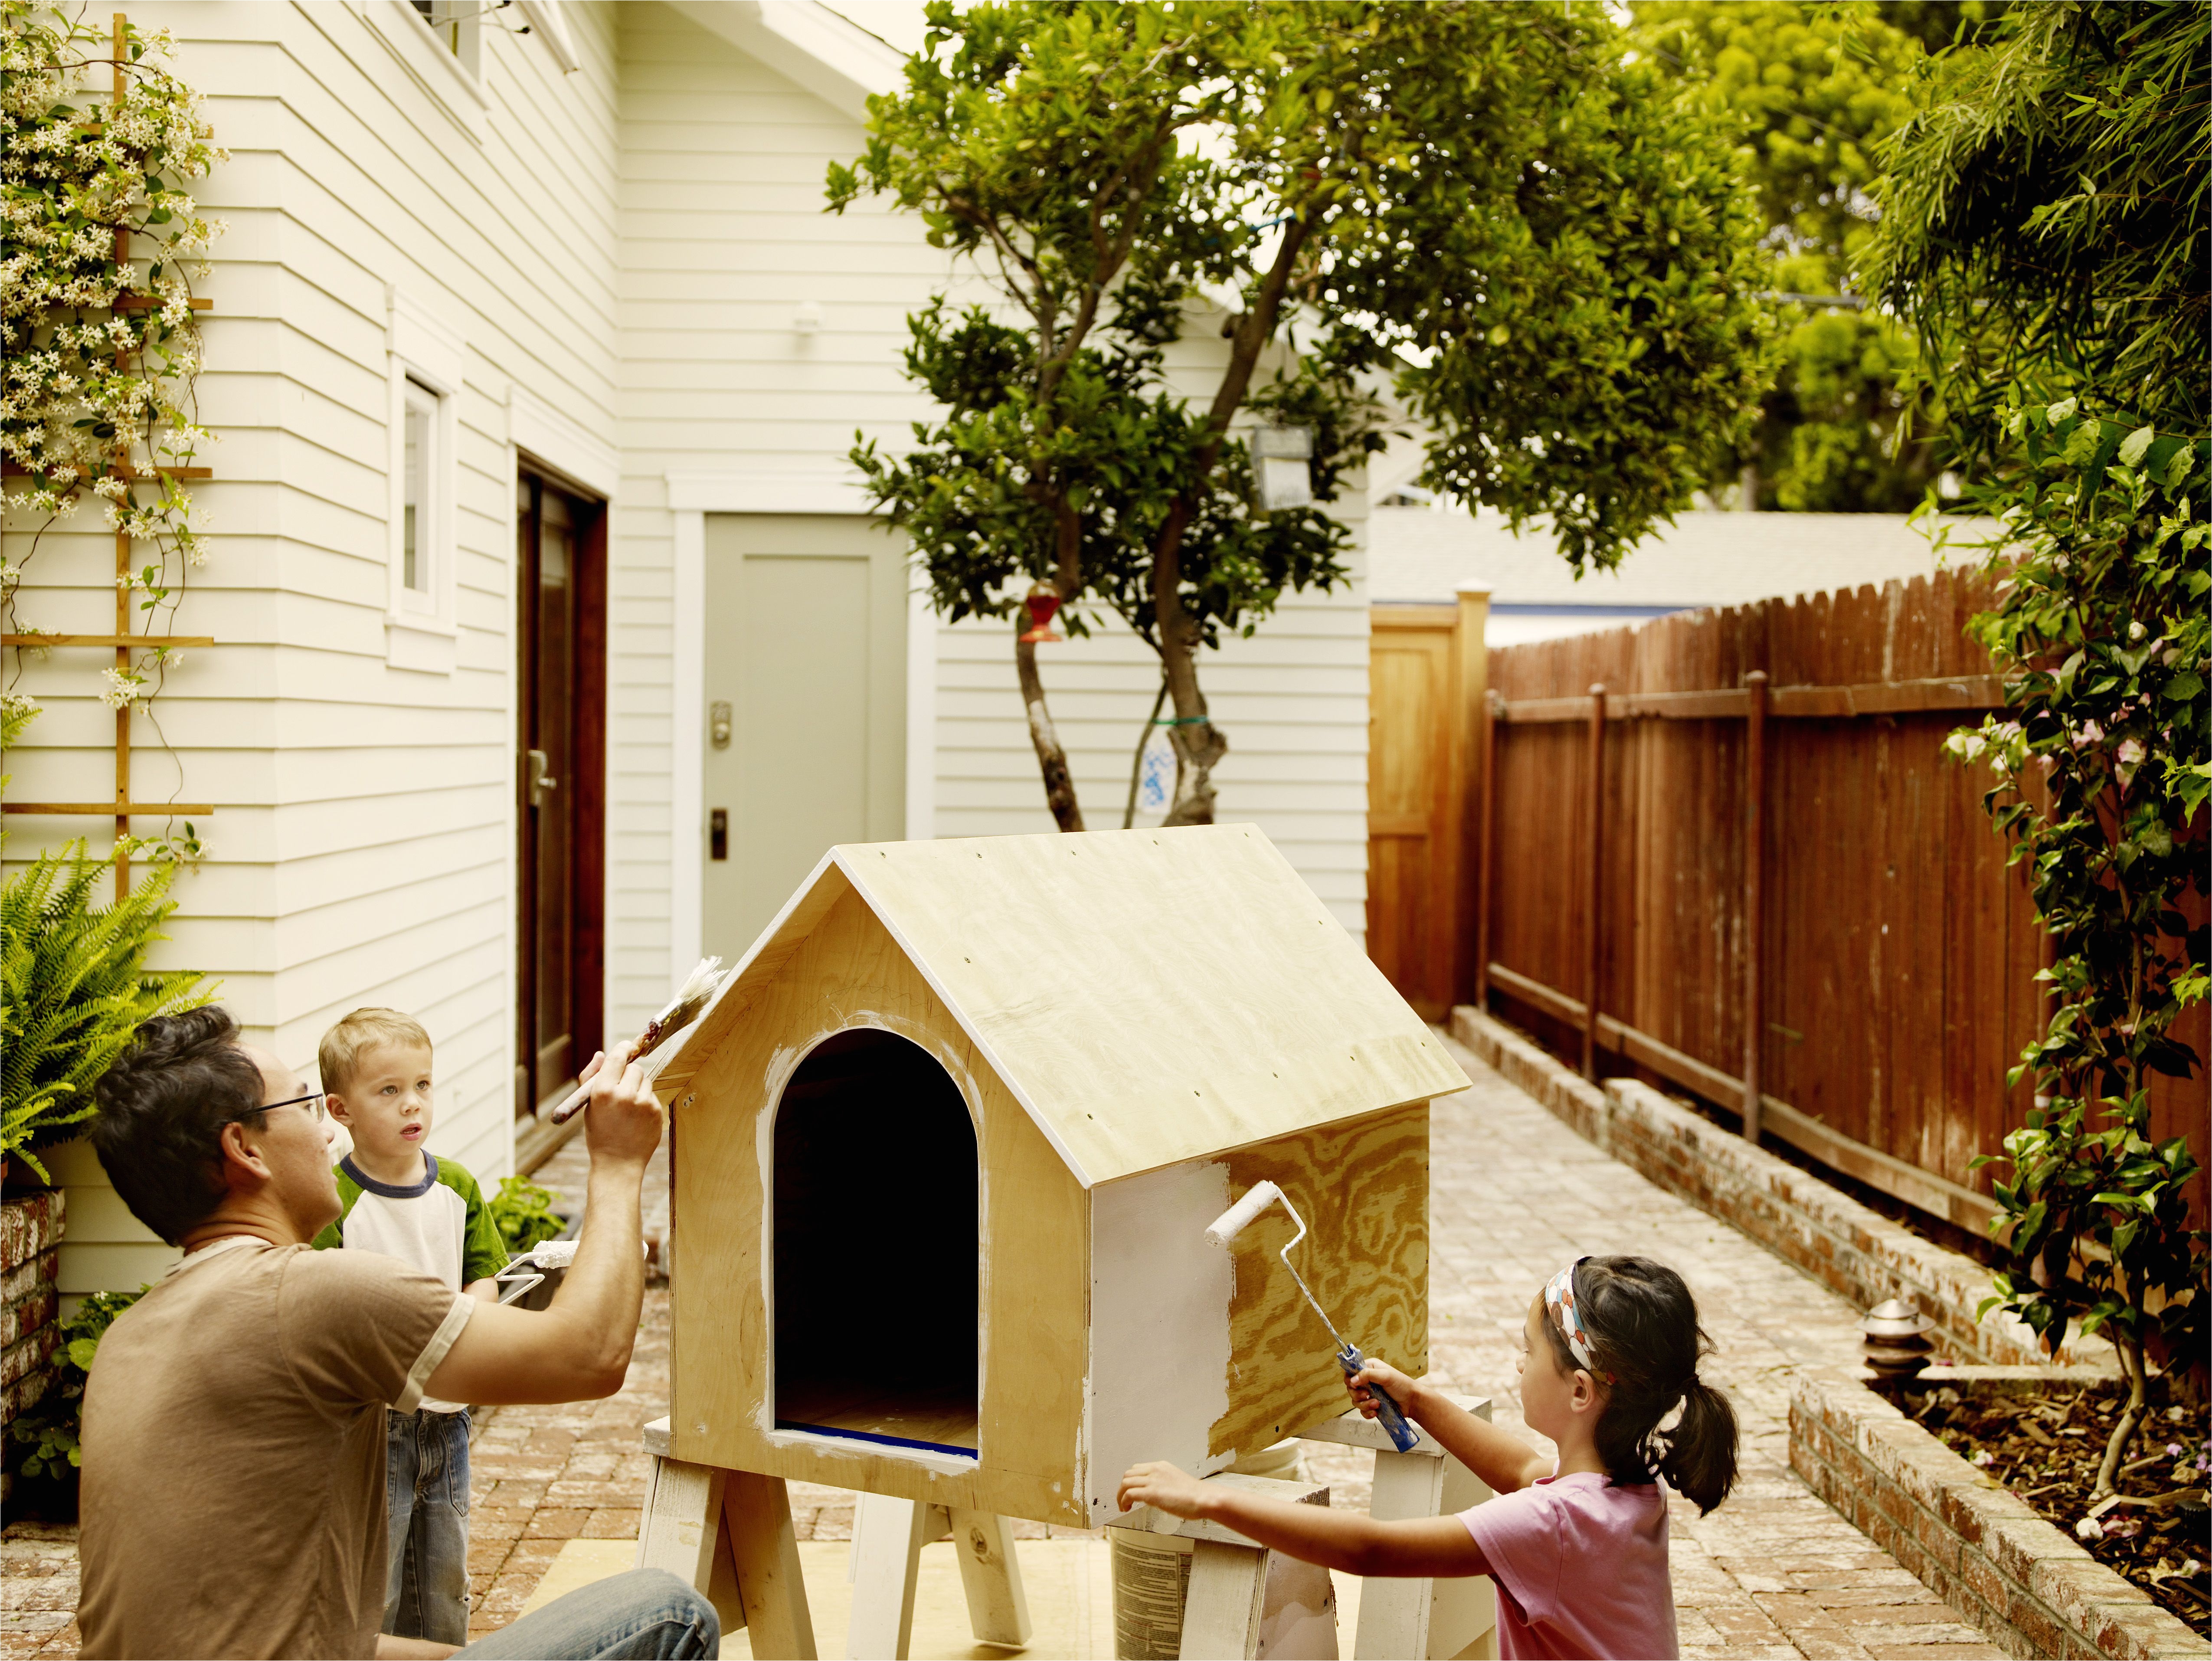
[1470,569,2207,1229]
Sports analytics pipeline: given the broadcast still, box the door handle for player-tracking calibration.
[527,749,558,805]
[710,808,728,861]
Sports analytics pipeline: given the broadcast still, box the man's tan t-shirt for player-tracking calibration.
[76,1239,472,1660]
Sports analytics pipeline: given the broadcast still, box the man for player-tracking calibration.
[75,1006,716,1661]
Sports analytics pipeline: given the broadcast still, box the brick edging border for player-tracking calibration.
[1449,1005,2113,1372]
[1790,1368,2201,1660]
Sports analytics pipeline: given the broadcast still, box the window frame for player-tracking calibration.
[386,288,467,673]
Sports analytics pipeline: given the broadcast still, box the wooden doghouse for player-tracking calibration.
[654,824,1469,1529]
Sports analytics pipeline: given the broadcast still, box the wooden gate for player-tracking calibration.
[1366,591,1488,1020]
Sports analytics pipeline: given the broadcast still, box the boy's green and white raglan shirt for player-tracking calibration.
[313,1154,508,1414]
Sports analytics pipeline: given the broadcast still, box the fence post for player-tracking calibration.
[1742,671,1768,1145]
[1582,684,1607,1079]
[1454,586,1492,1009]
[1476,689,1500,1010]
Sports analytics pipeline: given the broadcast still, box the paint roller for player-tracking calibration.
[1204,1180,1421,1454]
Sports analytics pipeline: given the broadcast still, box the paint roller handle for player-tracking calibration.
[1338,1343,1421,1454]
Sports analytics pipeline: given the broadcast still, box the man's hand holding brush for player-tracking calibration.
[417,1039,662,1406]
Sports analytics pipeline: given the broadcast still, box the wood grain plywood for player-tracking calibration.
[669,885,1090,1525]
[1209,1101,1429,1460]
[836,826,1468,1186]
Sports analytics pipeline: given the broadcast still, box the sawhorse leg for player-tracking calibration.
[638,1418,818,1659]
[1301,1399,1498,1660]
[848,1492,1033,1658]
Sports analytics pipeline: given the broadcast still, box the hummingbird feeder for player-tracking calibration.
[1019,586,1065,644]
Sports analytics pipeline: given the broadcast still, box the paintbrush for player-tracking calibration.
[543,956,726,1125]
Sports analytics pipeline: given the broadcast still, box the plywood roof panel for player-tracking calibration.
[663,824,1469,1185]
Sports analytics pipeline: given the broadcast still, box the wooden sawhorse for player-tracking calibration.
[1301,1398,1497,1660]
[635,1419,817,1658]
[635,1418,1031,1660]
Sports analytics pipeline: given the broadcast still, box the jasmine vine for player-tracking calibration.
[2,0,224,770]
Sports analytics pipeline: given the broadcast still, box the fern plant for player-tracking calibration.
[2,841,213,1181]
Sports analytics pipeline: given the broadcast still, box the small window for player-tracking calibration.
[402,380,436,600]
[409,0,482,78]
[384,288,465,671]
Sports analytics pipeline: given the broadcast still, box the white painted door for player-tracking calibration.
[702,514,906,958]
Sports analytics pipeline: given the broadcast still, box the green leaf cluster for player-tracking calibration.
[835,0,1767,820]
[1875,3,2207,1433]
[488,1175,567,1257]
[2,841,213,1179]
[1861,0,2209,466]
[5,1287,142,1481]
[1630,0,1940,511]
[1946,403,2209,1376]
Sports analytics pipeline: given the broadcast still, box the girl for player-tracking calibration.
[1117,1255,1738,1661]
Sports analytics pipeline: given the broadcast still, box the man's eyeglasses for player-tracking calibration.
[226,1090,328,1126]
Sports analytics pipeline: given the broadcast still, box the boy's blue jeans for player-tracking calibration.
[385,1405,472,1644]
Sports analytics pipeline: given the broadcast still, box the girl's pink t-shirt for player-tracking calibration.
[1459,1470,1678,1660]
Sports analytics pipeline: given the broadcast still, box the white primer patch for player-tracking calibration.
[1086,1159,1236,1524]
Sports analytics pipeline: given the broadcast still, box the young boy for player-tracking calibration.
[312,1007,509,1647]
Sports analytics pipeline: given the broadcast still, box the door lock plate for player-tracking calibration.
[709,701,732,749]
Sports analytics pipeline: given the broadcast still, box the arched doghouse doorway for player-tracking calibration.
[771,1027,980,1457]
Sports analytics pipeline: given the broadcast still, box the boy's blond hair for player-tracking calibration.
[318,1007,432,1094]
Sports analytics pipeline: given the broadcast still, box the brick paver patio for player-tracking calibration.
[2,1031,1997,1658]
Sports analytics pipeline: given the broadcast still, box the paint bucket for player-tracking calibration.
[1110,1443,1337,1660]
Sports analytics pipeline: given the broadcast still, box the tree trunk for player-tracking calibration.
[1122,673,1170,830]
[1151,500,1227,826]
[2091,1336,2150,1499]
[1015,620,1083,832]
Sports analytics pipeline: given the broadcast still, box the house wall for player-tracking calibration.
[6,0,628,1299]
[9,0,1377,1303]
[618,3,1375,963]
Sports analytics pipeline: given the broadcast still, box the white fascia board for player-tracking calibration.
[668,0,904,122]
[665,468,874,514]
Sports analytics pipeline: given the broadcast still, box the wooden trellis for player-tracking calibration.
[2,14,214,898]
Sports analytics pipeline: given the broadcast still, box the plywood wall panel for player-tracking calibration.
[668,885,1090,1526]
[1209,1101,1428,1461]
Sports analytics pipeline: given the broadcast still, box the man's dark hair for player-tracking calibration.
[91,1006,265,1245]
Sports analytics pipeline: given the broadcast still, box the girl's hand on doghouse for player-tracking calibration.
[1346,1357,1420,1420]
[1117,1461,1208,1521]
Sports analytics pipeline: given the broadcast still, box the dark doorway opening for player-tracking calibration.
[517,471,606,1119]
[772,1028,979,1456]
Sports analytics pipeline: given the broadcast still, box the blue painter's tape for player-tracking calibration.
[774,1419,978,1458]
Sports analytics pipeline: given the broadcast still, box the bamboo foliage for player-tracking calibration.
[0,839,212,1179]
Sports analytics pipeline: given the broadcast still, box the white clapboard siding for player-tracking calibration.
[11,0,1374,1301]
[926,525,1374,933]
[609,3,1373,1009]
[7,0,625,1297]
[607,1,976,1030]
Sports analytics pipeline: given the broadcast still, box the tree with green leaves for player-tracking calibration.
[834,0,1767,827]
[1872,0,2209,1488]
[1632,0,1945,511]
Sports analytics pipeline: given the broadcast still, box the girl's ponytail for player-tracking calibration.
[1554,1256,1742,1516]
[1656,1376,1739,1516]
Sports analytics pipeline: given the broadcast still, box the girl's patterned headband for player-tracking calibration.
[1544,1258,1614,1383]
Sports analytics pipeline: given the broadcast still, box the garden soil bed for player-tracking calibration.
[1879,1375,2210,1638]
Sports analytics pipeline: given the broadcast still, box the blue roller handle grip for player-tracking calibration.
[1338,1343,1420,1453]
